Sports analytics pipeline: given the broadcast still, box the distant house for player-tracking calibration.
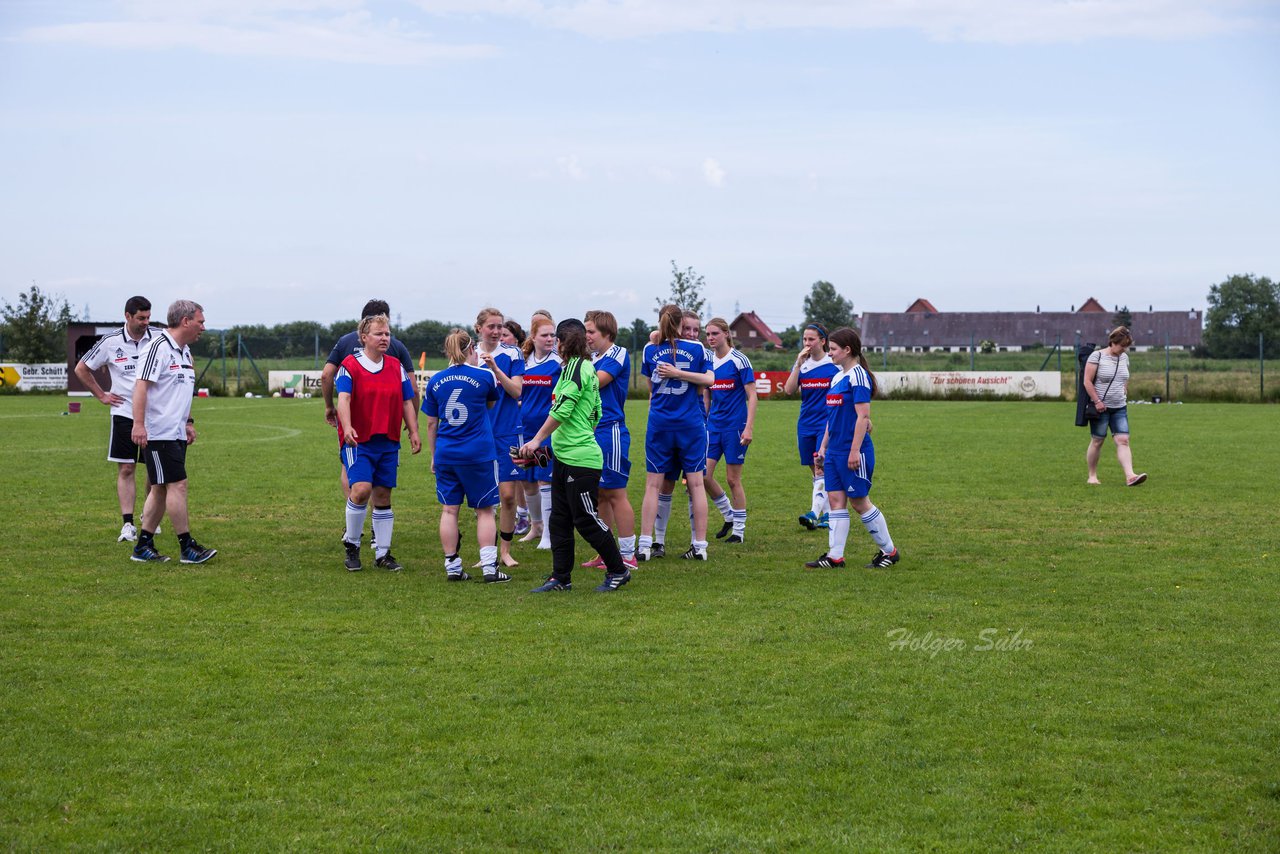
[729,311,783,350]
[859,298,1202,352]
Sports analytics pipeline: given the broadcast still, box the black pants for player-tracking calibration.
[549,460,625,582]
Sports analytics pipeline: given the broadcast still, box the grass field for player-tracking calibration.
[2,396,1278,850]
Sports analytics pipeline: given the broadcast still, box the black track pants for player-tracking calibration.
[549,461,625,582]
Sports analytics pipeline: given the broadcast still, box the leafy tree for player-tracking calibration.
[802,281,856,331]
[1112,305,1133,328]
[628,317,652,350]
[656,260,706,316]
[1203,273,1280,358]
[778,324,802,350]
[0,283,74,362]
[401,318,460,360]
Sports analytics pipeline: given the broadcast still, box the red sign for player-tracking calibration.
[755,371,793,398]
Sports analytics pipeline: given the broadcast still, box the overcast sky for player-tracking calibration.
[2,1,1277,330]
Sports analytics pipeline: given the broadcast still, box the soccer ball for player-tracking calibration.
[244,392,253,398]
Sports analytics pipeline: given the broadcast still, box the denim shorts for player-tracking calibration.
[1090,405,1130,439]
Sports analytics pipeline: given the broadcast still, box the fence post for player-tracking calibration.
[237,334,243,394]
[220,330,228,394]
[970,332,975,371]
[314,333,320,370]
[1165,331,1170,402]
[1261,332,1266,402]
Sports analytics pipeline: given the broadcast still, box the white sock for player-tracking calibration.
[733,508,746,537]
[861,505,895,554]
[712,492,732,522]
[638,534,653,553]
[619,535,636,558]
[371,507,393,558]
[445,555,463,575]
[540,485,552,526]
[691,539,708,553]
[811,476,827,517]
[344,500,367,545]
[526,493,542,525]
[827,509,851,560]
[516,505,529,523]
[655,494,672,543]
[479,545,498,570]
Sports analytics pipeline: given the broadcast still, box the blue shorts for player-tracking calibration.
[824,445,875,498]
[342,435,400,489]
[595,422,631,490]
[1090,406,1130,439]
[494,434,525,483]
[436,461,500,509]
[646,425,707,476]
[797,428,824,466]
[707,426,748,466]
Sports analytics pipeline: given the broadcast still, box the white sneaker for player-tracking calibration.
[118,522,138,543]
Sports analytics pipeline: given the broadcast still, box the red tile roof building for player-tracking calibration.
[860,299,1202,352]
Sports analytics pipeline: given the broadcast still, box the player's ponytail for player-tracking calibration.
[830,326,877,398]
[658,304,682,360]
[444,328,473,366]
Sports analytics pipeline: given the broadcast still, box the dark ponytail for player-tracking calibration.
[829,326,878,398]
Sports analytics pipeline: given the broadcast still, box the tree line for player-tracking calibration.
[3,272,1277,363]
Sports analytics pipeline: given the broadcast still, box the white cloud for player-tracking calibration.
[702,157,726,188]
[19,3,497,65]
[415,0,1272,43]
[557,155,586,181]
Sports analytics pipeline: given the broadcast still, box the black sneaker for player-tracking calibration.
[714,521,733,539]
[595,569,631,592]
[680,546,708,561]
[651,543,666,559]
[446,570,471,581]
[179,540,217,565]
[531,576,571,592]
[375,553,403,572]
[130,543,171,563]
[805,553,846,568]
[343,540,362,572]
[798,511,818,530]
[482,568,512,583]
[725,534,743,544]
[865,549,900,568]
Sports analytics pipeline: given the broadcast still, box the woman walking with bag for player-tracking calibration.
[1084,326,1147,486]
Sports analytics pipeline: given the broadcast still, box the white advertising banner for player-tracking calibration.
[268,369,435,393]
[268,370,326,392]
[878,371,1060,398]
[0,363,68,391]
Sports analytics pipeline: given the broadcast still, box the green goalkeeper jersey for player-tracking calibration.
[549,356,603,468]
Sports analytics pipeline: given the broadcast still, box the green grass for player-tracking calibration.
[2,396,1277,850]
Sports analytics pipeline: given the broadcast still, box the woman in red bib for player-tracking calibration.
[336,314,422,572]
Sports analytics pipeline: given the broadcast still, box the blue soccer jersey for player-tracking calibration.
[709,348,755,430]
[798,355,840,436]
[423,364,499,466]
[593,344,630,427]
[520,351,562,446]
[825,365,874,454]
[478,342,524,440]
[643,338,711,431]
